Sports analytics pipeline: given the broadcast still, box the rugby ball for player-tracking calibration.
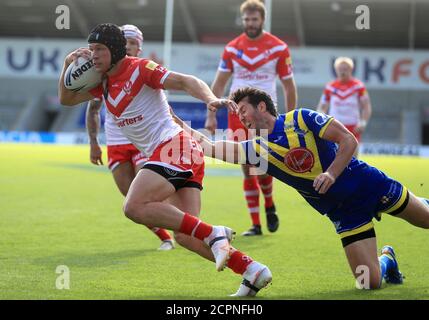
[64,57,102,92]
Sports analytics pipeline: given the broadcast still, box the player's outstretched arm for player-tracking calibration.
[163,72,237,114]
[313,119,358,194]
[179,122,241,165]
[58,48,95,106]
[202,139,242,165]
[86,99,103,165]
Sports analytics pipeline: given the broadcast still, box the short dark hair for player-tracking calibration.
[229,87,278,117]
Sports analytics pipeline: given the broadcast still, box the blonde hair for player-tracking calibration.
[334,57,354,70]
[240,0,266,20]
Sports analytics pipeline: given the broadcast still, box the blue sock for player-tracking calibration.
[379,254,395,280]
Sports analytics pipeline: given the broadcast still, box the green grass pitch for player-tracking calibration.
[1,143,428,299]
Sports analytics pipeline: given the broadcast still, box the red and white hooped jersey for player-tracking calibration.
[219,32,293,104]
[90,57,182,157]
[320,78,368,126]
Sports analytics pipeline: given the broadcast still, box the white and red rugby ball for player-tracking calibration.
[64,57,102,92]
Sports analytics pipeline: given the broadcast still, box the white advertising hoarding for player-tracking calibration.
[0,38,428,90]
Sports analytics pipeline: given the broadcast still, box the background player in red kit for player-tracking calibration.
[205,0,297,236]
[58,23,272,296]
[318,56,372,157]
[86,24,174,251]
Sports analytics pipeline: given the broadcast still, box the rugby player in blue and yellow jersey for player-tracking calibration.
[195,86,429,292]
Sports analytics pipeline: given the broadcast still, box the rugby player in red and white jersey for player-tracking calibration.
[59,23,272,296]
[205,0,297,236]
[318,57,372,157]
[86,24,175,251]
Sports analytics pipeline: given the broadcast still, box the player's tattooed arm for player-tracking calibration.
[86,99,103,165]
[86,99,102,144]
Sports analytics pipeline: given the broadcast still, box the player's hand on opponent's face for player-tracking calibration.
[207,99,238,114]
[89,143,103,166]
[65,47,92,66]
[313,171,336,194]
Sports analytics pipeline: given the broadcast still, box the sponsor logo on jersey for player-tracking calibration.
[284,120,308,136]
[380,196,390,204]
[263,50,271,59]
[333,220,341,230]
[284,121,295,131]
[117,115,144,127]
[273,135,283,143]
[145,61,158,70]
[284,147,315,173]
[236,70,269,81]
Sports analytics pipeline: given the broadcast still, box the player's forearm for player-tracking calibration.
[286,91,297,112]
[326,134,357,179]
[188,127,240,164]
[281,78,297,111]
[213,141,241,164]
[207,80,224,120]
[360,99,372,122]
[211,81,225,100]
[86,101,101,144]
[317,102,329,114]
[182,76,218,104]
[206,109,217,121]
[202,140,240,164]
[187,126,216,158]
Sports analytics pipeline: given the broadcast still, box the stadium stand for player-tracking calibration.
[0,0,428,145]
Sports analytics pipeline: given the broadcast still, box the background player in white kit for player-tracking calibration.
[318,57,372,157]
[86,24,175,251]
[59,23,272,296]
[205,0,297,236]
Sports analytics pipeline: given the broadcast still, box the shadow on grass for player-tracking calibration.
[262,285,429,300]
[134,285,429,300]
[32,249,153,268]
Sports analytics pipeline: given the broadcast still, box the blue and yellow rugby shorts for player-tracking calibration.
[327,169,409,247]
